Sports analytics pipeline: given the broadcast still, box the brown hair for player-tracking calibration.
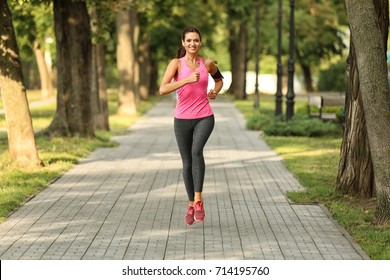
[176,26,202,58]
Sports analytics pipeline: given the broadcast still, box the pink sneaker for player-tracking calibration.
[194,200,205,222]
[185,205,195,226]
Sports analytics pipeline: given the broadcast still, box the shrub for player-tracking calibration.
[318,60,347,92]
[247,111,341,137]
[263,116,341,137]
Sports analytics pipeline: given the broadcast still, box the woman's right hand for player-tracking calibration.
[187,71,200,83]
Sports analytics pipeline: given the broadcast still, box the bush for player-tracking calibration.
[246,110,276,130]
[247,111,341,137]
[263,116,341,137]
[318,60,347,92]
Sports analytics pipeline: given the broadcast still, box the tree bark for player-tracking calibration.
[89,6,109,131]
[337,0,388,198]
[33,40,53,99]
[0,0,41,166]
[336,43,375,197]
[300,63,314,92]
[229,22,248,99]
[116,9,137,116]
[149,59,159,96]
[138,29,151,101]
[130,6,140,104]
[96,43,109,130]
[345,0,390,224]
[48,0,93,137]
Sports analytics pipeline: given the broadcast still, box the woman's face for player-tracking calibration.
[182,32,201,55]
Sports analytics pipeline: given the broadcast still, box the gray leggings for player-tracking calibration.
[174,115,215,201]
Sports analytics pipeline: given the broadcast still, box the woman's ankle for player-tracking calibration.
[194,192,202,202]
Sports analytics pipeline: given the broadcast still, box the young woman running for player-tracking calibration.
[159,26,223,226]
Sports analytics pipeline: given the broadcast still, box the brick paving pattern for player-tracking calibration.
[0,97,368,260]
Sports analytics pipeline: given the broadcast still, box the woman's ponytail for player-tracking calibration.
[176,45,186,58]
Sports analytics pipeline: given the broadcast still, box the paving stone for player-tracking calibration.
[0,97,368,260]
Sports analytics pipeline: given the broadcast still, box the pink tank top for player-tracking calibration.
[174,57,213,119]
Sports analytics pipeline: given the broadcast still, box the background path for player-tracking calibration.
[0,97,368,260]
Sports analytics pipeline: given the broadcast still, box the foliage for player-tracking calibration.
[294,0,345,65]
[8,0,350,91]
[10,1,54,88]
[263,116,341,137]
[240,96,342,137]
[145,0,224,61]
[318,59,348,91]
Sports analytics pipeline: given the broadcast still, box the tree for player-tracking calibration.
[115,3,138,116]
[0,0,41,166]
[344,0,390,224]
[11,2,55,98]
[33,39,53,99]
[89,4,110,131]
[224,0,253,99]
[47,0,94,137]
[294,0,345,92]
[261,0,345,92]
[337,0,388,199]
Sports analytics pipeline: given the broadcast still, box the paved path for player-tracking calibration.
[0,97,368,260]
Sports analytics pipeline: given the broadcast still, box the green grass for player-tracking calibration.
[0,90,158,223]
[233,94,390,260]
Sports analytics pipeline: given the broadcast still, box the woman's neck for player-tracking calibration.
[185,54,198,63]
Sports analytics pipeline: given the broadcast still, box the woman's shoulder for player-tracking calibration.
[202,57,217,72]
[167,58,182,70]
[169,58,182,65]
[203,57,214,65]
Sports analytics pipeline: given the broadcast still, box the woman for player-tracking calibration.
[159,26,223,226]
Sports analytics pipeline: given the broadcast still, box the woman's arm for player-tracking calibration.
[205,58,224,99]
[159,59,199,95]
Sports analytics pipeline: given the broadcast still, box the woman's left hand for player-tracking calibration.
[208,90,218,100]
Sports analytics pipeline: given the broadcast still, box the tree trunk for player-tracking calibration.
[300,63,314,92]
[33,40,53,99]
[149,59,159,96]
[48,0,93,137]
[345,0,390,224]
[96,43,109,130]
[336,44,374,197]
[116,9,137,116]
[336,42,375,198]
[130,6,140,104]
[0,0,41,166]
[337,0,388,198]
[89,6,109,131]
[229,22,248,99]
[138,29,151,101]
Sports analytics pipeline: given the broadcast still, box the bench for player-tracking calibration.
[307,92,345,121]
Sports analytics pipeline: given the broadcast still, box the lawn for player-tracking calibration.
[0,90,158,223]
[233,94,390,260]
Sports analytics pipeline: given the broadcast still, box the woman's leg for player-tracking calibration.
[174,118,195,203]
[192,115,215,200]
[175,115,214,224]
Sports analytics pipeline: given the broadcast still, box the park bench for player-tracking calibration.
[307,91,345,121]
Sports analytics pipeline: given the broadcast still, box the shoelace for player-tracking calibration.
[195,201,203,210]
